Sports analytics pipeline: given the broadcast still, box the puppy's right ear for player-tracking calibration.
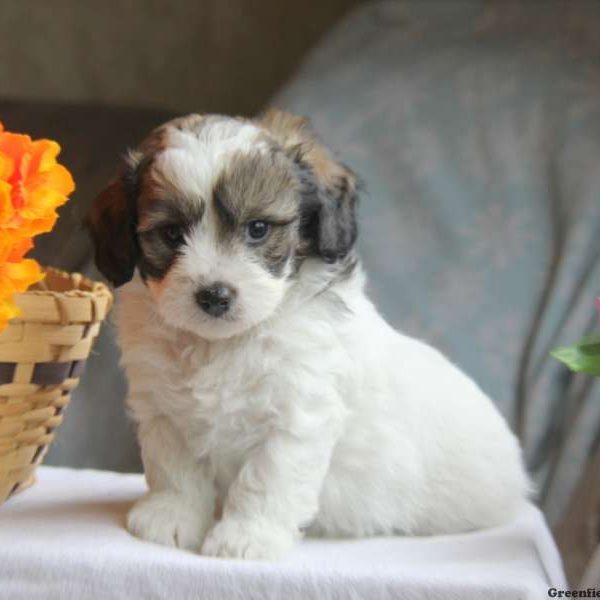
[86,155,141,287]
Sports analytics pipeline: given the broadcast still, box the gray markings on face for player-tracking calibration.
[136,172,206,280]
[211,150,302,277]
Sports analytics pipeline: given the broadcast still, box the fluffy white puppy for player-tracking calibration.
[87,110,529,560]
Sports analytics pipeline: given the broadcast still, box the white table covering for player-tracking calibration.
[0,467,566,599]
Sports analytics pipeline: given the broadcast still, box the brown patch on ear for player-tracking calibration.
[259,109,359,263]
[259,109,355,193]
[86,119,176,287]
[85,155,141,287]
[136,123,171,155]
[161,113,207,136]
[86,116,211,287]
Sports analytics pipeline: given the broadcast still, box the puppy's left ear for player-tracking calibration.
[260,109,359,263]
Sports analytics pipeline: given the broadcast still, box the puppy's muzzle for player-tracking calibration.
[195,284,236,318]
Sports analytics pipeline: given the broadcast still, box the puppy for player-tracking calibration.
[87,110,529,559]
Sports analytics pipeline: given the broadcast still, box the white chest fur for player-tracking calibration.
[115,275,350,498]
[116,270,528,542]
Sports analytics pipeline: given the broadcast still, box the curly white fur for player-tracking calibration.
[93,113,531,560]
[117,259,529,560]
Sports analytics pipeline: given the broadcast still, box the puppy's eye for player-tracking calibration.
[246,220,271,242]
[162,224,185,246]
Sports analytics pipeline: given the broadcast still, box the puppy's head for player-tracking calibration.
[87,110,358,340]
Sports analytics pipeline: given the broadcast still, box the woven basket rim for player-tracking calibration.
[4,267,113,327]
[16,267,111,300]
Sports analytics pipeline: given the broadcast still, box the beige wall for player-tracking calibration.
[0,0,358,115]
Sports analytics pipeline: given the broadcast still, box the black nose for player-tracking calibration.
[195,285,235,317]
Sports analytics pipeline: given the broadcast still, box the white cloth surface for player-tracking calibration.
[0,467,566,600]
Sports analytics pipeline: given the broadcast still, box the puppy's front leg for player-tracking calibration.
[127,414,215,552]
[202,407,342,560]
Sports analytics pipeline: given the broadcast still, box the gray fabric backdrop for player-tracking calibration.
[271,0,600,526]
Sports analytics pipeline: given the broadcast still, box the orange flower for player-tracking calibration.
[0,122,74,331]
[0,259,43,296]
[0,300,20,329]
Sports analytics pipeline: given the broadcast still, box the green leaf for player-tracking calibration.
[552,337,600,376]
[577,334,600,355]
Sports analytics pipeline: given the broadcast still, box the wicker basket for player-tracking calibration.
[0,268,112,504]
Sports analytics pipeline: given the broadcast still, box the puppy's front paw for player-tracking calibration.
[201,517,296,560]
[127,491,212,552]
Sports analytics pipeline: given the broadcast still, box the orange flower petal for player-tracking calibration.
[16,186,66,220]
[15,213,58,238]
[29,139,60,174]
[0,132,32,164]
[0,259,44,294]
[0,298,21,330]
[0,180,13,225]
[0,124,73,332]
[7,237,33,262]
[28,164,75,197]
[0,230,17,262]
[0,150,14,181]
[0,231,34,265]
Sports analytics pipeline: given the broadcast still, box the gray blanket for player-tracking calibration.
[272,0,600,526]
